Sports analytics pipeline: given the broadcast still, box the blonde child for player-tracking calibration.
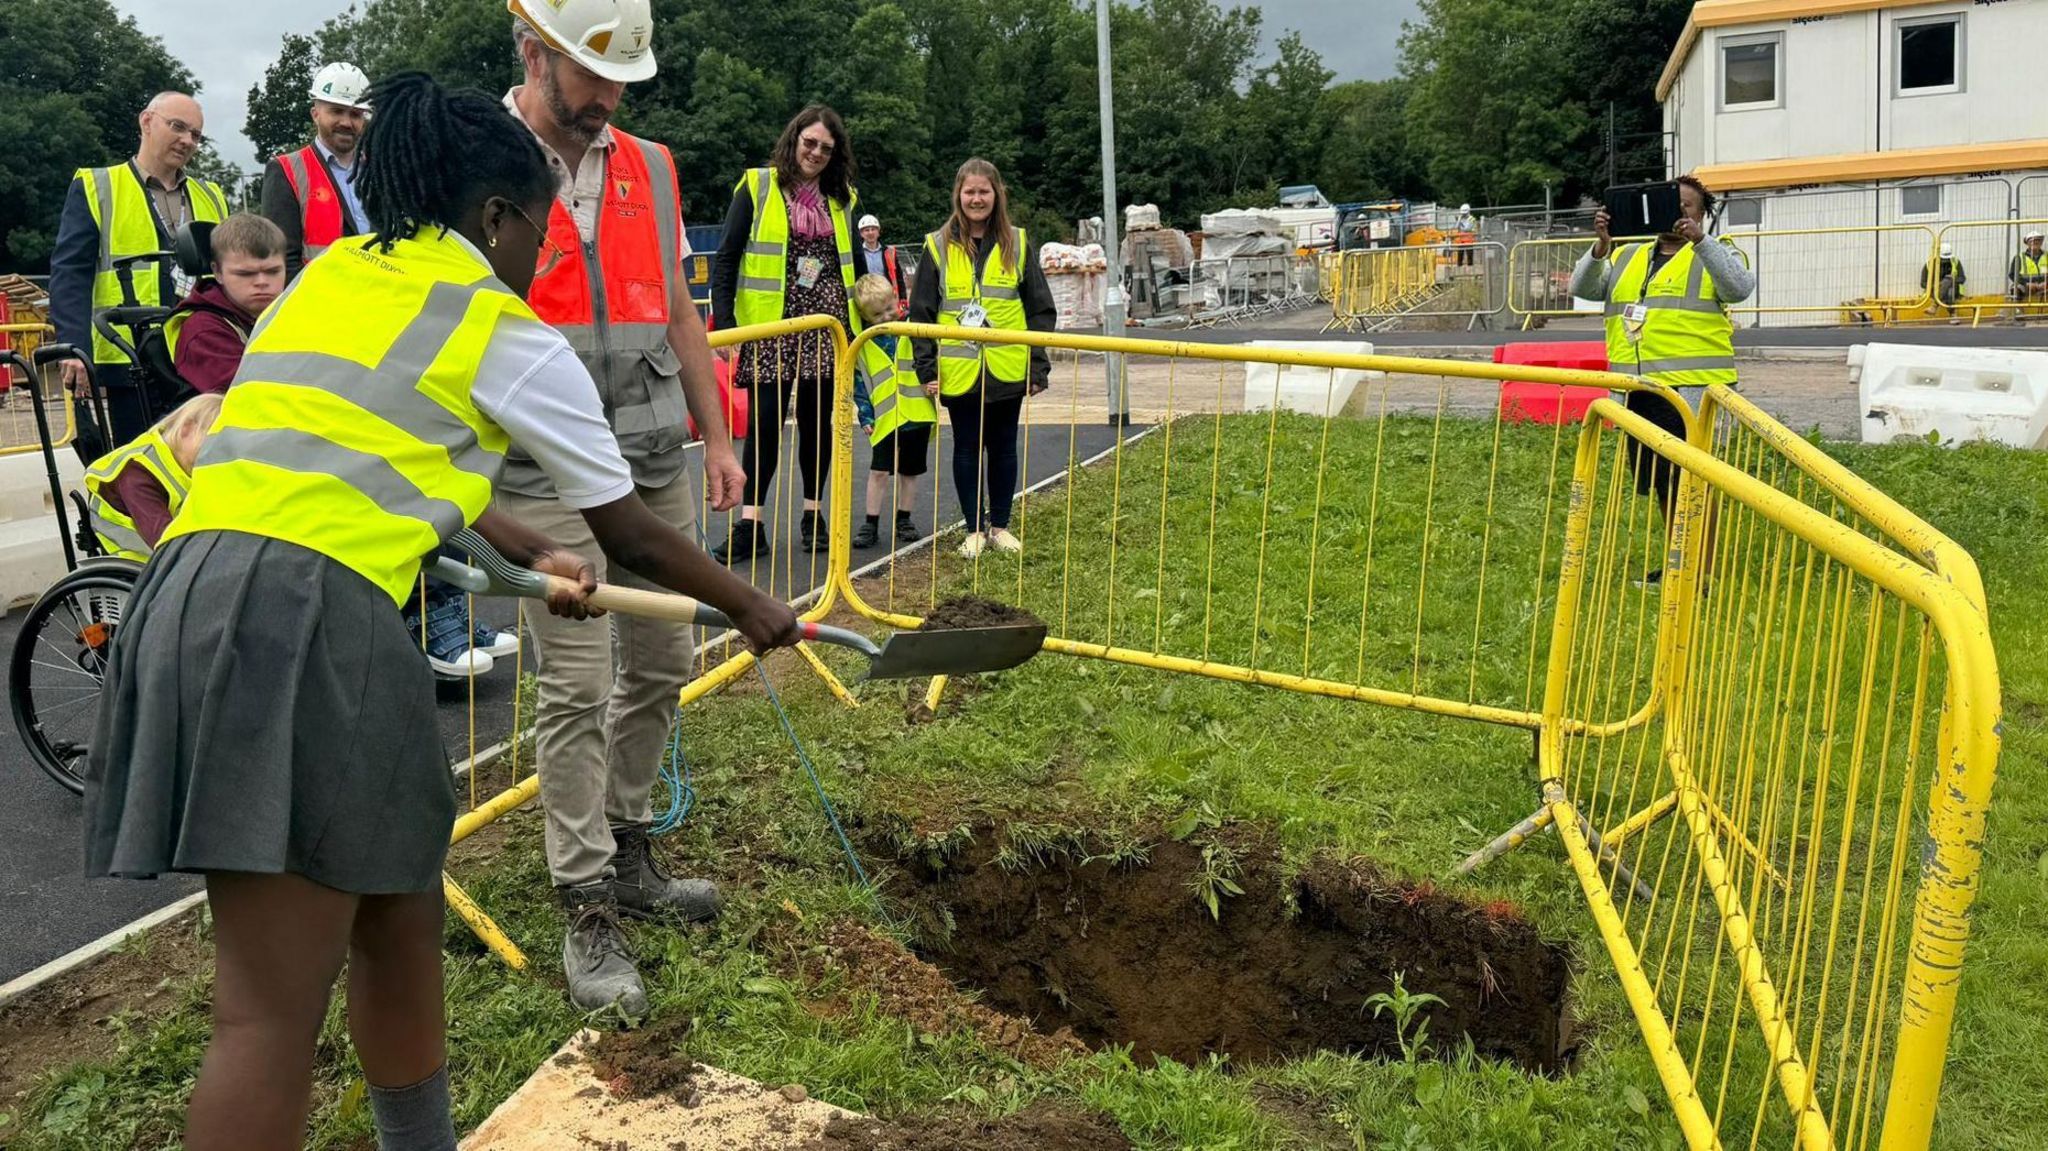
[849,273,936,549]
[80,392,224,560]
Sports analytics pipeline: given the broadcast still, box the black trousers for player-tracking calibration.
[940,390,1024,531]
[741,374,832,507]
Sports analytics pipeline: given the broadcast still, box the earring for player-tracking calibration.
[489,235,499,248]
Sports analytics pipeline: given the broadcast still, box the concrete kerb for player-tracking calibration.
[0,735,520,1007]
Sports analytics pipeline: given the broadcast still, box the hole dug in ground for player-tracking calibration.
[901,835,1575,1072]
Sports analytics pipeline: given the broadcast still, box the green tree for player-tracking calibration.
[1237,32,1336,197]
[1318,79,1425,202]
[0,0,201,270]
[245,32,321,163]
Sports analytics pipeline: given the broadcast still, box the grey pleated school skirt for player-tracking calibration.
[83,530,454,894]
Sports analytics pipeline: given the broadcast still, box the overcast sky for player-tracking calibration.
[111,0,1415,172]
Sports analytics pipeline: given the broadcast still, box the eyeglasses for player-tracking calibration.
[799,137,835,157]
[157,116,206,146]
[512,204,569,277]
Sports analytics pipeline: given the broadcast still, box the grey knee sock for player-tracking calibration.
[368,1064,457,1151]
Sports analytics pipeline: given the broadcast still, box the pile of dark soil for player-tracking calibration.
[899,835,1574,1071]
[917,596,1044,631]
[804,1100,1133,1150]
[585,1013,701,1102]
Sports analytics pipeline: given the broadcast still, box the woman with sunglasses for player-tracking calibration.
[709,104,861,562]
[83,72,800,1151]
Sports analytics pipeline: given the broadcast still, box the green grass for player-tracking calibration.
[7,414,2044,1150]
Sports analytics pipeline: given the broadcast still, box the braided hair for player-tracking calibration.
[357,71,554,251]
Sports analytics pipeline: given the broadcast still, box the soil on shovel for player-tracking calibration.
[805,1099,1133,1151]
[917,596,1043,631]
[899,835,1574,1072]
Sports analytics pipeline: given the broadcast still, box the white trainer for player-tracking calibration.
[988,527,1022,553]
[958,532,988,559]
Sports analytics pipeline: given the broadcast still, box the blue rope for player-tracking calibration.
[755,661,871,888]
[648,710,696,837]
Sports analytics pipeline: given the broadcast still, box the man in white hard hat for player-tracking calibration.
[1923,241,1966,322]
[502,0,748,1019]
[2009,229,2048,312]
[855,213,907,305]
[48,92,230,449]
[259,63,372,280]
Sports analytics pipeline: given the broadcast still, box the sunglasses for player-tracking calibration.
[799,137,835,157]
[511,203,569,277]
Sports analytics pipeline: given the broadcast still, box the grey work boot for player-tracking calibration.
[610,823,723,923]
[558,882,648,1019]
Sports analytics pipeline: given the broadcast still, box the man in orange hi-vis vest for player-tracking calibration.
[258,62,371,280]
[501,0,748,1022]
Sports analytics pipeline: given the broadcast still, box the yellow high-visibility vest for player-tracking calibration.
[74,164,229,365]
[1602,241,1739,388]
[858,337,934,445]
[731,167,860,334]
[927,227,1029,397]
[163,230,524,604]
[81,427,191,561]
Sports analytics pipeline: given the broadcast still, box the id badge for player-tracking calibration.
[795,255,823,289]
[1621,302,1649,334]
[958,302,989,328]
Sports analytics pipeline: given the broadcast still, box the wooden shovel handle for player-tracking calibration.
[539,575,720,626]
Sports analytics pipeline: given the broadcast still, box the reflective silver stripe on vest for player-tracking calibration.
[939,344,981,360]
[745,241,784,257]
[980,284,1020,301]
[941,297,975,310]
[1636,356,1736,373]
[635,137,679,306]
[740,276,783,293]
[1604,244,1723,316]
[751,167,773,223]
[85,495,150,556]
[89,168,117,272]
[230,279,507,482]
[280,151,324,258]
[204,425,469,535]
[194,180,226,218]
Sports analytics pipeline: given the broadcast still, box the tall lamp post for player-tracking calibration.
[1095,0,1130,425]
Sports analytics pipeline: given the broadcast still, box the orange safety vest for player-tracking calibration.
[526,127,677,331]
[508,125,688,496]
[277,145,351,259]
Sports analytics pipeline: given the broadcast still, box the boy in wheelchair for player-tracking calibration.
[166,214,286,393]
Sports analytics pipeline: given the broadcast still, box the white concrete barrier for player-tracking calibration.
[1855,342,2048,449]
[0,448,84,610]
[1244,340,1380,417]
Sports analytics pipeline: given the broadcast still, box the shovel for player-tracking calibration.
[425,529,1045,681]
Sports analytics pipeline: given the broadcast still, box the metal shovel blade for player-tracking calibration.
[861,622,1048,680]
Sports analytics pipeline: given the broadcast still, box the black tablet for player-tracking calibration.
[1604,182,1682,237]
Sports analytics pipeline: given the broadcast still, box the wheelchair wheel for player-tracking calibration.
[9,559,142,794]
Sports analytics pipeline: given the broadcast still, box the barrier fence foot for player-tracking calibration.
[793,640,859,707]
[1454,804,1554,876]
[1573,805,1657,906]
[922,675,948,715]
[445,872,527,970]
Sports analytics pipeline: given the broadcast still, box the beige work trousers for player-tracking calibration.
[499,476,698,888]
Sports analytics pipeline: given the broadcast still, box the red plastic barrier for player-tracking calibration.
[689,318,750,440]
[1494,340,1609,425]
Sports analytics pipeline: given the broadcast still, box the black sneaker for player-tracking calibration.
[851,519,880,549]
[894,512,922,543]
[712,520,770,564]
[800,510,829,554]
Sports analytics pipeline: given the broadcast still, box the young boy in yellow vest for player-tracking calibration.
[166,214,287,394]
[849,274,935,549]
[81,392,224,561]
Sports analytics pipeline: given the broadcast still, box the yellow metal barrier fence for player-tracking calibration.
[1539,388,1998,1150]
[0,322,78,458]
[1326,242,1505,332]
[1928,217,2048,327]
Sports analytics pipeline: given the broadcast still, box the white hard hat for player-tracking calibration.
[509,0,656,83]
[1459,203,1471,212]
[858,214,880,230]
[1940,242,1954,257]
[309,62,371,110]
[2027,230,2044,241]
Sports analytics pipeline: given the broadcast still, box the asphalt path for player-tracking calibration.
[0,421,1132,982]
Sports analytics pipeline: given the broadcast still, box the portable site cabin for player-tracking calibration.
[1661,0,2048,324]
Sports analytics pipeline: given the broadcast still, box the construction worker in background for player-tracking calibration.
[2008,230,2047,315]
[1922,242,1967,322]
[48,92,230,448]
[1571,173,1754,583]
[504,0,749,1019]
[260,62,372,280]
[856,214,908,306]
[1455,202,1477,266]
